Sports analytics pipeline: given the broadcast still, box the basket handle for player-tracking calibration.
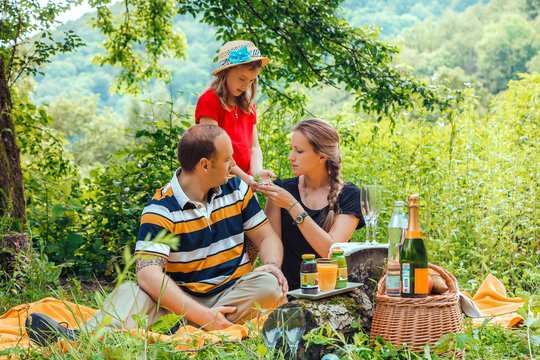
[429,263,458,294]
[377,263,458,295]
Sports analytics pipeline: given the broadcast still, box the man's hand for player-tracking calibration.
[201,306,236,330]
[253,264,289,294]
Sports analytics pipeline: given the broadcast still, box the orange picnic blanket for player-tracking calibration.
[462,274,526,327]
[0,297,251,354]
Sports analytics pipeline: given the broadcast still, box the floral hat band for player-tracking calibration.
[212,40,270,75]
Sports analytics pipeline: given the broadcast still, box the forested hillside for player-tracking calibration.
[32,11,218,112]
[32,0,503,113]
[344,0,486,37]
[399,0,540,95]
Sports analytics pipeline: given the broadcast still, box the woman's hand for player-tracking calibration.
[258,183,298,210]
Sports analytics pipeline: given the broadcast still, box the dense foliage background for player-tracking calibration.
[1,0,538,358]
[30,0,539,113]
[15,0,537,288]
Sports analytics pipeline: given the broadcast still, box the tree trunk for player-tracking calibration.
[0,57,26,226]
[0,233,28,278]
[271,247,388,360]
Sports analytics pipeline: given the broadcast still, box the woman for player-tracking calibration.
[258,118,365,290]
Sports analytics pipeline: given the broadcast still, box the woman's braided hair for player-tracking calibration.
[293,118,343,232]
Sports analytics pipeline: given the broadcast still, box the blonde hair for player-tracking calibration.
[293,118,343,232]
[210,60,262,114]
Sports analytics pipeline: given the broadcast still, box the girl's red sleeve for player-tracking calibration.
[195,89,222,125]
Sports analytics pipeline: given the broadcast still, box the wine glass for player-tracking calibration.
[281,306,306,360]
[360,186,372,243]
[261,309,282,357]
[365,185,383,243]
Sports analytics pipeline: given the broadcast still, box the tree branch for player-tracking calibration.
[7,5,23,83]
[239,0,326,82]
[259,79,316,118]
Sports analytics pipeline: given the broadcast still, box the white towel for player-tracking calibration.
[458,292,483,317]
[328,242,388,257]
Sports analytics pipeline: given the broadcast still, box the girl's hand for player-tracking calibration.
[255,169,276,185]
[243,175,259,191]
[257,183,297,210]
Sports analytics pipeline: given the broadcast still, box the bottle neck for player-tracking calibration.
[405,202,422,239]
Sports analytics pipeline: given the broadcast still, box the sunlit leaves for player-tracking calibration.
[85,0,459,115]
[1,0,86,84]
[90,0,188,94]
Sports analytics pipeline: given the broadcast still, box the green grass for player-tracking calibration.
[1,262,538,360]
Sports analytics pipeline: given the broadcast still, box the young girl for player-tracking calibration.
[195,40,275,187]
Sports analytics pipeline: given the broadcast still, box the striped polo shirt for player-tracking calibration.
[135,168,268,296]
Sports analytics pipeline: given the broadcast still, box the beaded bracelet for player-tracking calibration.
[287,201,299,213]
[264,262,281,269]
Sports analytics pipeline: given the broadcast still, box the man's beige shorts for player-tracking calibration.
[84,271,283,330]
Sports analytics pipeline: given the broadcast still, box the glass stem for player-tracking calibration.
[365,223,370,243]
[290,345,298,360]
[268,345,275,359]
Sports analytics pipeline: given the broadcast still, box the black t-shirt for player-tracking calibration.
[274,177,365,290]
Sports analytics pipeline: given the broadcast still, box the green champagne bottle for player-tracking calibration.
[400,194,429,298]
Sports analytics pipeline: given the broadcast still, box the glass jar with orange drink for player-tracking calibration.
[315,258,338,291]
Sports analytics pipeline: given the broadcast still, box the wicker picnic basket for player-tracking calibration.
[370,263,464,357]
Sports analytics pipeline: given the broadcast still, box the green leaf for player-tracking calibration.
[47,267,62,282]
[38,108,47,120]
[67,198,83,210]
[423,344,432,360]
[517,306,528,319]
[530,335,540,346]
[150,313,184,334]
[257,343,267,356]
[523,316,540,328]
[67,233,84,253]
[51,204,67,219]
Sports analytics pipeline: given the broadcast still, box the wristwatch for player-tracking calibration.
[294,211,308,224]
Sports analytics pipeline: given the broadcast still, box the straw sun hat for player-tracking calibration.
[212,40,270,75]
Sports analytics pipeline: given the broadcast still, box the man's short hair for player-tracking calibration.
[177,124,226,172]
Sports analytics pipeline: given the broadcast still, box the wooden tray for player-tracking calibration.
[287,282,363,300]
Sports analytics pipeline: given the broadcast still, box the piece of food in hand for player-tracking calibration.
[429,273,449,294]
[253,174,263,184]
[254,174,273,185]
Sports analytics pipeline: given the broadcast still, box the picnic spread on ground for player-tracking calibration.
[0,265,526,354]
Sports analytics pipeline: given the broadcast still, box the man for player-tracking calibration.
[26,124,287,345]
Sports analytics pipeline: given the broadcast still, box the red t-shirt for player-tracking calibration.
[195,89,256,173]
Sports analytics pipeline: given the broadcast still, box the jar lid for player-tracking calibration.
[302,254,315,259]
[331,249,344,254]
